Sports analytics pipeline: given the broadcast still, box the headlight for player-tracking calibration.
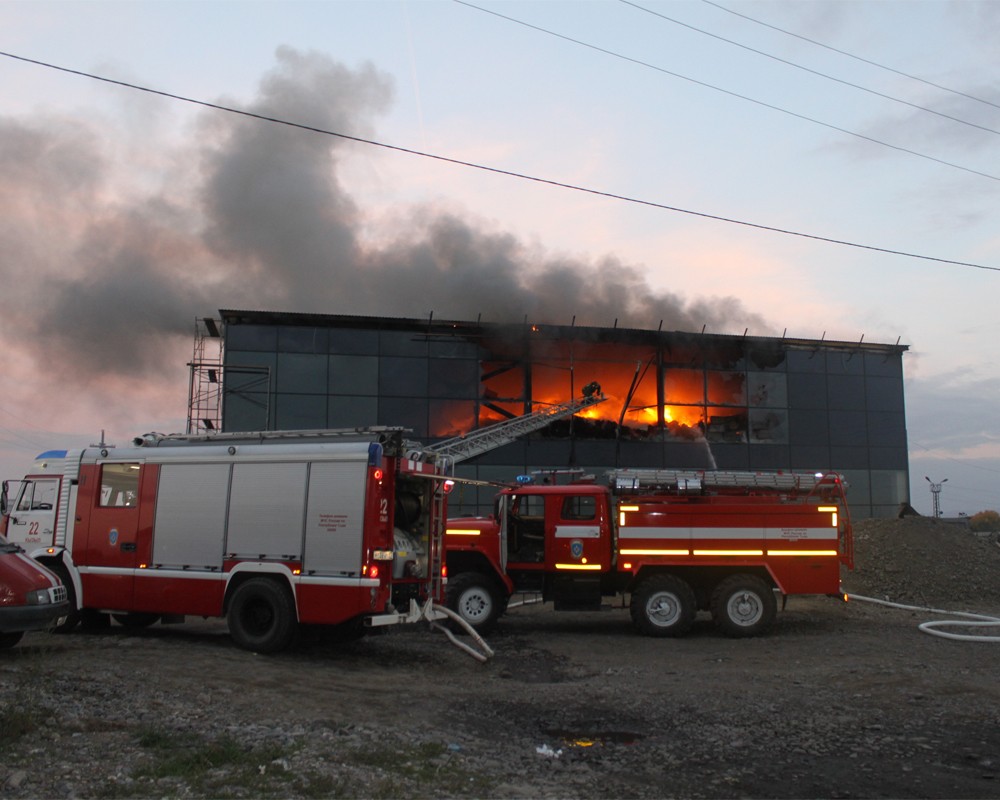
[26,589,51,605]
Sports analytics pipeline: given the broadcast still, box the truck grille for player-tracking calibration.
[51,585,68,604]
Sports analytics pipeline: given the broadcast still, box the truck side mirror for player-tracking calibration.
[1,481,7,516]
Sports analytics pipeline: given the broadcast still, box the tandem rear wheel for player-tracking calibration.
[227,577,297,653]
[711,574,777,638]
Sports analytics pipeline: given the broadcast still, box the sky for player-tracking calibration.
[0,0,997,517]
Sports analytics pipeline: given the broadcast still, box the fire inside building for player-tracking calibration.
[188,311,910,519]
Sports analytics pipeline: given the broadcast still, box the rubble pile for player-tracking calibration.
[844,516,1000,611]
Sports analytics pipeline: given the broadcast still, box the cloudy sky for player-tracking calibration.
[1,0,997,516]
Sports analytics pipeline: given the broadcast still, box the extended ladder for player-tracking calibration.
[426,383,606,467]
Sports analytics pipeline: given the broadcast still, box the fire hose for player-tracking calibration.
[427,603,495,663]
[847,594,1000,642]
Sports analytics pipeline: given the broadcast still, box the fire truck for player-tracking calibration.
[444,468,853,638]
[0,428,450,653]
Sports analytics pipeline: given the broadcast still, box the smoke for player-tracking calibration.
[0,46,767,426]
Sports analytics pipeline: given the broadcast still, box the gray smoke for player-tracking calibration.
[1,46,768,392]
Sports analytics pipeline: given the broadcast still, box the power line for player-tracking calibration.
[454,0,1000,184]
[701,0,1000,113]
[0,49,998,273]
[622,0,1000,138]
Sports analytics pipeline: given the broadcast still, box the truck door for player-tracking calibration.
[78,462,143,610]
[547,492,606,571]
[6,478,60,548]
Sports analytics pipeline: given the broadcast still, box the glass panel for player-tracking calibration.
[826,351,864,375]
[429,359,479,399]
[747,372,787,408]
[428,338,481,359]
[379,330,428,357]
[788,409,829,445]
[329,355,378,396]
[278,326,327,354]
[428,400,477,438]
[99,463,140,507]
[276,353,327,394]
[748,445,790,470]
[790,445,832,470]
[661,339,703,366]
[703,342,745,370]
[747,344,786,370]
[223,392,271,431]
[828,375,866,410]
[785,349,826,374]
[864,352,903,377]
[865,376,904,413]
[787,372,827,409]
[328,328,378,355]
[379,357,429,397]
[705,408,745,443]
[666,405,708,440]
[749,409,788,443]
[867,411,906,447]
[869,447,908,470]
[664,369,704,404]
[223,352,275,392]
[870,469,909,508]
[328,396,377,428]
[378,397,428,437]
[706,371,746,405]
[829,411,868,445]
[275,393,326,430]
[225,324,277,351]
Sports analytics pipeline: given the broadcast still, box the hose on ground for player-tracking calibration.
[428,603,495,662]
[847,593,1000,642]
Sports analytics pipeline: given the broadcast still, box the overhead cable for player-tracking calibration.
[454,0,1000,184]
[622,0,1000,137]
[702,0,1000,113]
[0,49,997,274]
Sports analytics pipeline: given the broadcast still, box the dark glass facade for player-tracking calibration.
[219,311,910,519]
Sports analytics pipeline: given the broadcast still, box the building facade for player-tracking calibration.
[214,310,910,519]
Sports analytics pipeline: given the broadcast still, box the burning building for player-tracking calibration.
[196,311,910,518]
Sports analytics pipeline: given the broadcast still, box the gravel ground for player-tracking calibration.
[3,517,1000,799]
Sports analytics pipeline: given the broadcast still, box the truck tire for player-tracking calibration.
[446,572,505,635]
[112,613,160,630]
[227,578,297,654]
[711,574,776,638]
[49,563,80,634]
[0,632,24,649]
[630,574,696,637]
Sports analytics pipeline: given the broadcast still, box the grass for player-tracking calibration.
[0,706,38,749]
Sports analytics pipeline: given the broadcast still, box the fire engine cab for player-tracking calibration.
[445,468,853,638]
[1,428,448,653]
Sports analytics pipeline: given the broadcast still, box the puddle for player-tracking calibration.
[541,728,644,747]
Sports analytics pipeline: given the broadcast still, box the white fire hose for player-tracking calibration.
[427,603,495,662]
[847,594,1000,642]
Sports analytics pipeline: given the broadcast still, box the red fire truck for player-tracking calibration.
[1,428,448,653]
[444,468,853,637]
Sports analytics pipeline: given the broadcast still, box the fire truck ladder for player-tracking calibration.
[425,382,606,468]
[609,468,840,494]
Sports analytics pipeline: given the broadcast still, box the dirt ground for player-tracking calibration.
[3,518,1000,799]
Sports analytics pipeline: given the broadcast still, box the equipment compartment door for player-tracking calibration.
[80,462,143,610]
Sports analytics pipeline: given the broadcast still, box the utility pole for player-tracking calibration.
[925,476,947,518]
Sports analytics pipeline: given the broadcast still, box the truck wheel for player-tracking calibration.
[630,574,696,637]
[711,575,776,638]
[112,613,160,630]
[228,578,297,654]
[0,632,24,649]
[446,572,504,635]
[49,563,80,634]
